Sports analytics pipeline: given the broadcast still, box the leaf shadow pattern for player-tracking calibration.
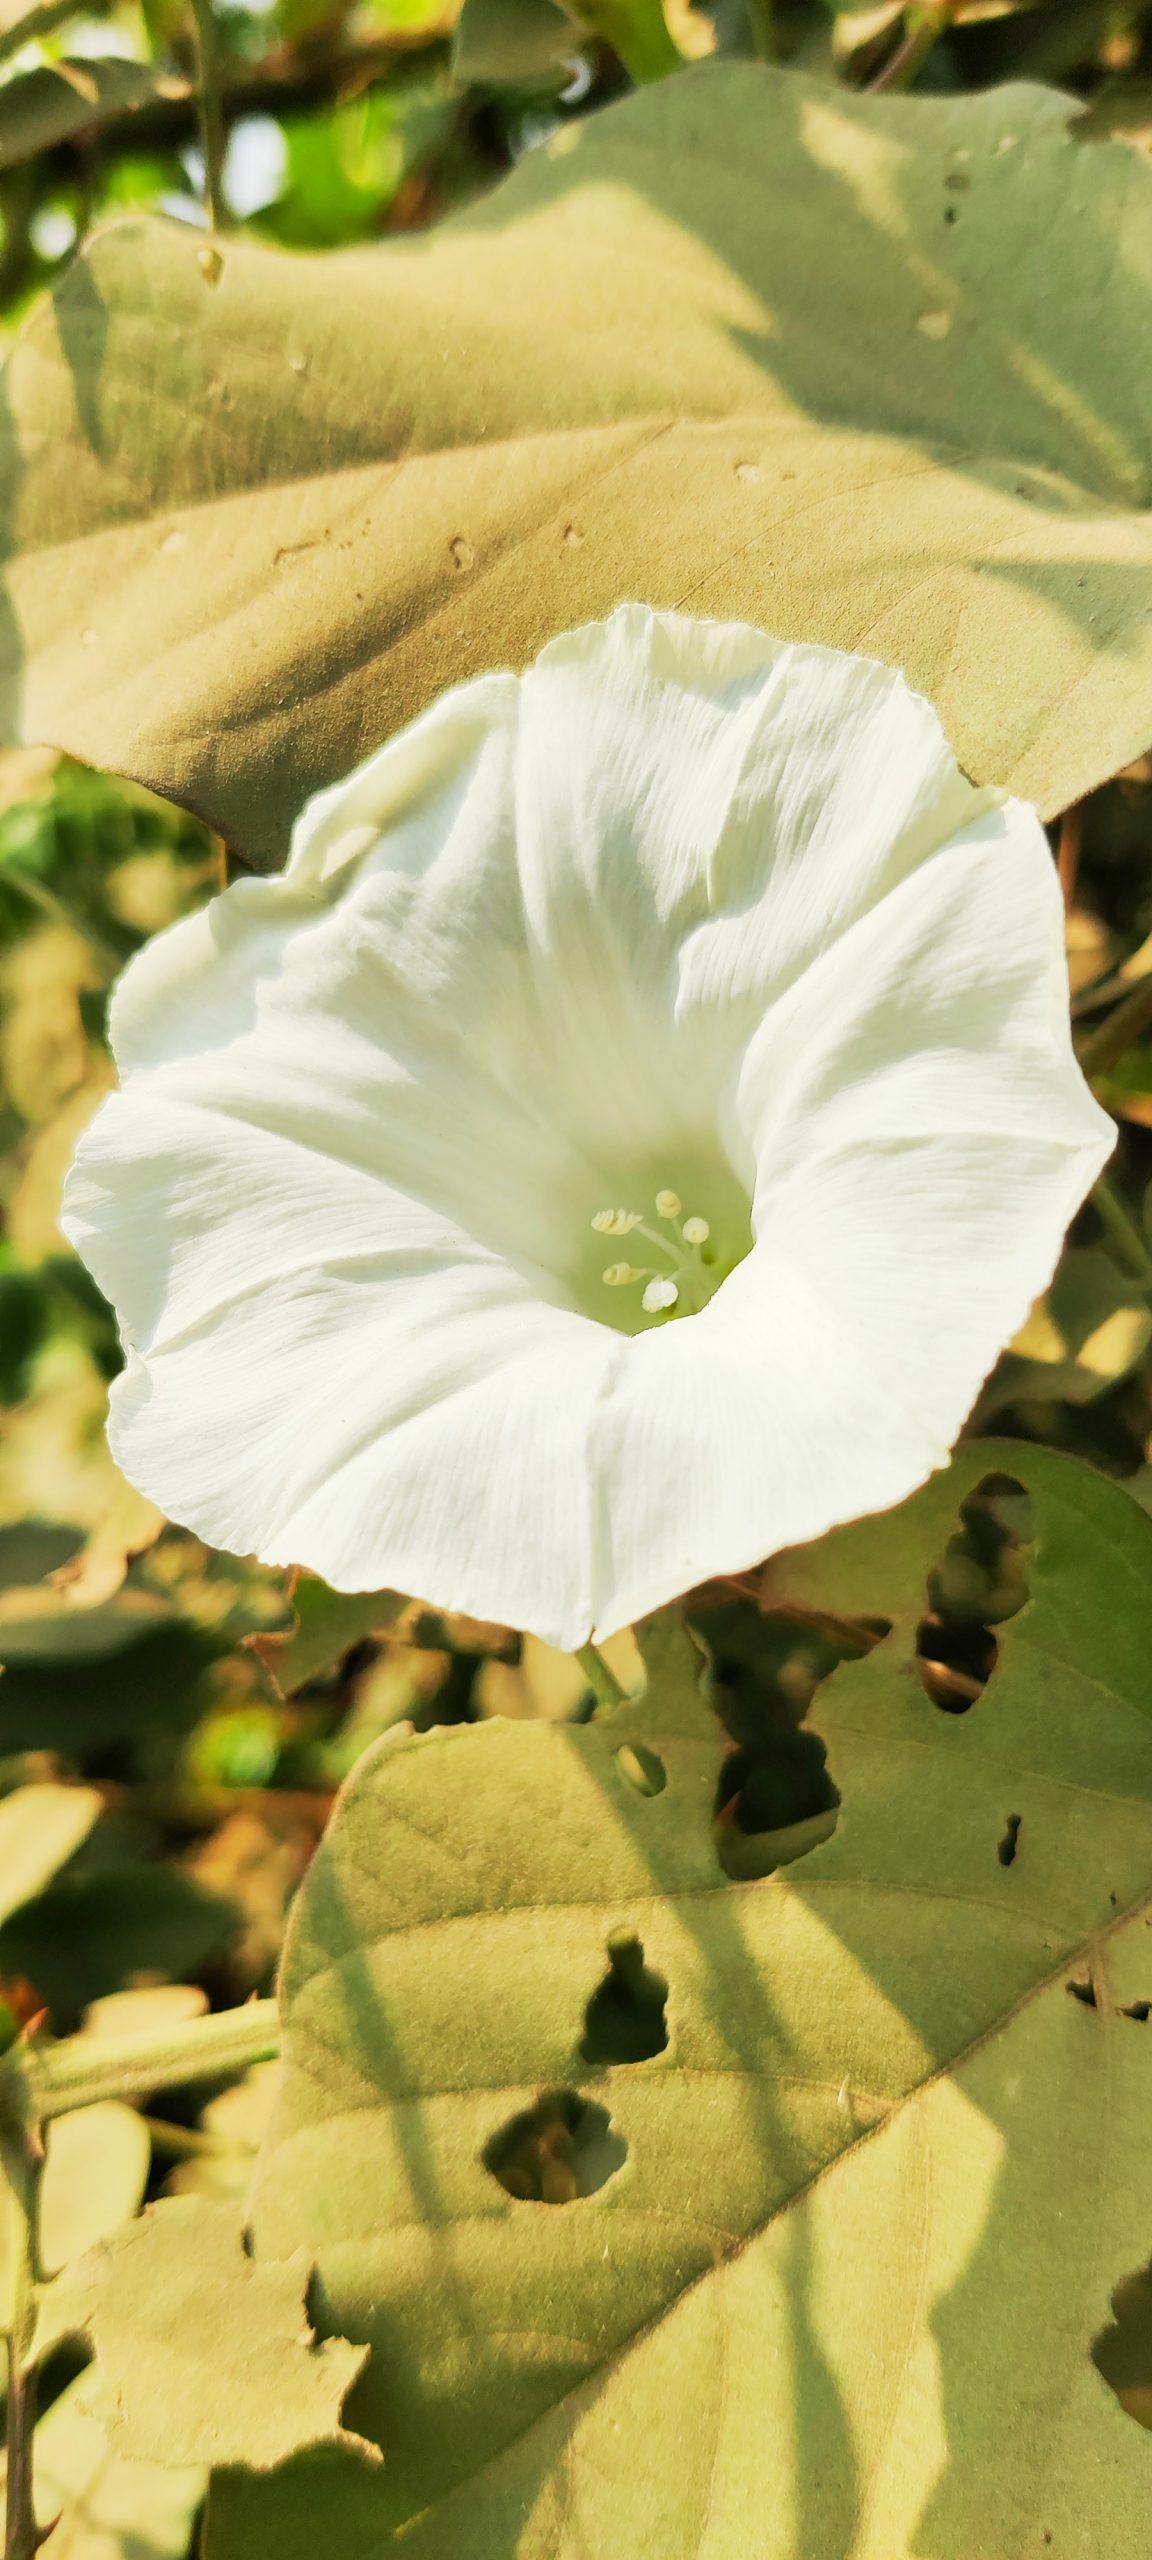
[206,1438,1152,2558]
[207,1611,864,2555]
[9,66,1152,857]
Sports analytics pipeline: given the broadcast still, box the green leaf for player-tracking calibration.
[979,1243,1152,1411]
[74,2198,381,2472]
[0,1588,177,1670]
[0,62,187,175]
[8,65,1152,863]
[453,0,581,88]
[0,2369,204,2560]
[252,1573,404,1696]
[0,1782,102,1927]
[207,1442,1152,2555]
[0,1866,240,2026]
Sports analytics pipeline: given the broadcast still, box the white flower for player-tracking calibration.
[63,607,1111,1649]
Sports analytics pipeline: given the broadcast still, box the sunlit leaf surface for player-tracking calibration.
[207,1441,1152,2556]
[7,67,1152,859]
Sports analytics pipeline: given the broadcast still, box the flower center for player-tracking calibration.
[590,1188,728,1323]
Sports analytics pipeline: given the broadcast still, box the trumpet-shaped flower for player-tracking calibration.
[63,608,1112,1648]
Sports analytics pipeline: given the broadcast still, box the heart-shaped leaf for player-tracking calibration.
[205,1439,1152,2556]
[8,65,1152,862]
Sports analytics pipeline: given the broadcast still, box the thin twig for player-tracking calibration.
[189,0,228,234]
[1057,803,1082,912]
[1076,971,1152,1079]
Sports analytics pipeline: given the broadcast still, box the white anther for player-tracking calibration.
[603,1262,643,1287]
[592,1208,642,1236]
[642,1278,679,1314]
[682,1216,710,1246]
[654,1190,682,1220]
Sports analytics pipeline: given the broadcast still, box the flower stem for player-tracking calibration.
[576,1644,629,1709]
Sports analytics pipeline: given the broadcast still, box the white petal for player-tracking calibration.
[64,606,1111,1644]
[67,1094,619,1649]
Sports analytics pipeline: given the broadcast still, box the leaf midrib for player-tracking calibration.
[274,1869,1152,2539]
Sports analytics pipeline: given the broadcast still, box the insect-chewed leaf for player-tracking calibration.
[69,2198,380,2474]
[10,67,1152,861]
[206,1441,1152,2558]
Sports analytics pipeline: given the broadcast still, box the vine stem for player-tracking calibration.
[0,2000,279,2541]
[4,1997,280,2127]
[2,2136,44,2560]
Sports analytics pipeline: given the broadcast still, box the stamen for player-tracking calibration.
[592,1209,643,1236]
[642,1278,679,1314]
[595,1187,728,1323]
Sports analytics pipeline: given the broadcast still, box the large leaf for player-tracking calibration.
[207,1440,1152,2556]
[8,66,1152,861]
[72,2197,381,2473]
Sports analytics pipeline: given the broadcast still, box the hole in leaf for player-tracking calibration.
[580,1932,668,2067]
[916,1473,1033,1713]
[1121,2000,1151,2022]
[688,1599,866,1881]
[483,2090,626,2203]
[1092,2261,1152,2428]
[997,1813,1022,1868]
[713,1729,841,1881]
[916,1617,998,1712]
[1067,1976,1098,2009]
[614,1743,666,1797]
[691,1598,888,1739]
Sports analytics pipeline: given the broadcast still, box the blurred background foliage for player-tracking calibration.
[5,7,1152,2539]
[5,0,1152,2014]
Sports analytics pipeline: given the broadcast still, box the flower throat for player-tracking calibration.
[592,1189,720,1322]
